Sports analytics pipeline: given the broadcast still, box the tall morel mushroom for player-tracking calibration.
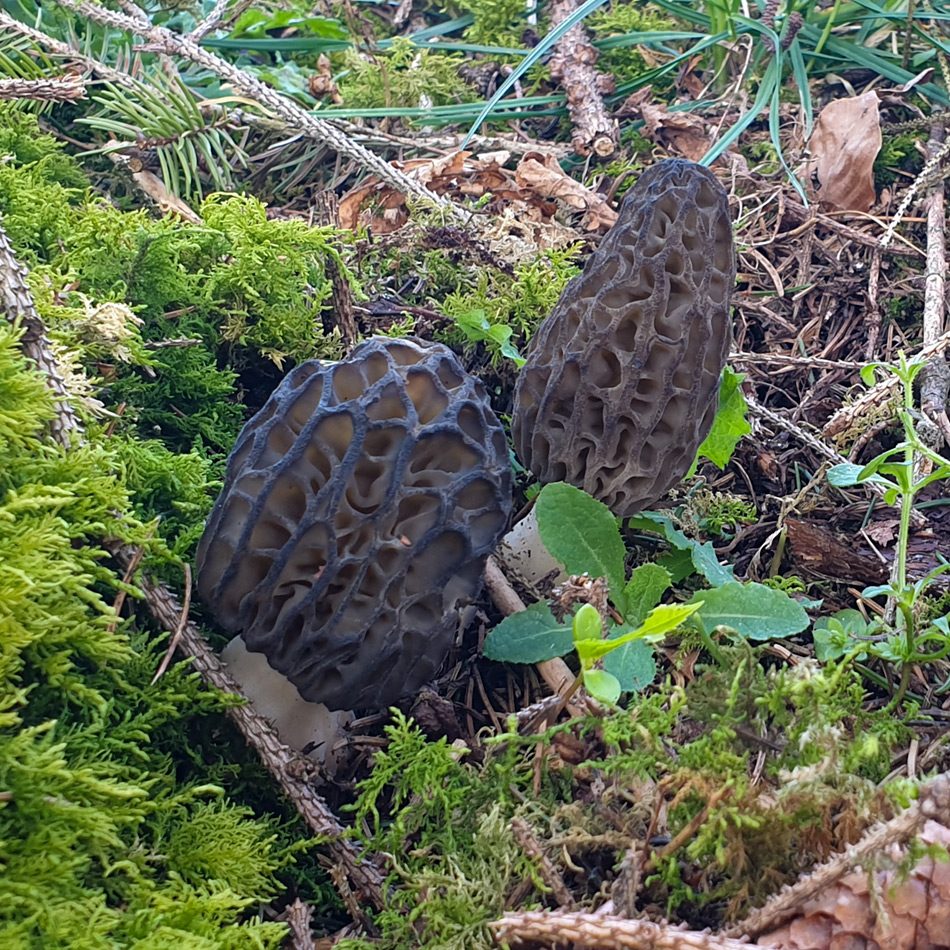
[512,159,735,516]
[197,337,512,712]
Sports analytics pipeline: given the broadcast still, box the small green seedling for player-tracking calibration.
[827,354,950,708]
[483,482,809,697]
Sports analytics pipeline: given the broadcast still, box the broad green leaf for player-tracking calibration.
[694,368,751,471]
[658,547,695,583]
[583,668,621,705]
[482,603,572,664]
[603,634,657,693]
[688,582,809,641]
[573,603,602,643]
[622,563,672,626]
[536,483,627,610]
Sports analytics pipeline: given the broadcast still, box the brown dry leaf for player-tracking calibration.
[308,54,341,103]
[338,151,540,233]
[760,820,950,949]
[514,151,617,230]
[640,101,711,161]
[865,518,900,546]
[808,91,882,212]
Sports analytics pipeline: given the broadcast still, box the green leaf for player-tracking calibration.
[693,369,751,471]
[573,603,602,643]
[622,563,672,626]
[453,309,525,366]
[482,603,573,664]
[688,582,809,641]
[603,634,657,693]
[575,603,701,662]
[583,668,621,705]
[631,512,734,586]
[536,483,627,611]
[813,609,870,661]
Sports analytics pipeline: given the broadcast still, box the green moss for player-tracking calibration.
[874,130,924,188]
[337,38,477,111]
[440,245,581,363]
[588,2,677,84]
[0,324,294,947]
[455,0,529,48]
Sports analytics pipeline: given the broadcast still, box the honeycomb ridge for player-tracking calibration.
[512,159,735,516]
[197,337,512,710]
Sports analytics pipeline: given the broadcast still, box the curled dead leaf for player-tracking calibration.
[514,151,617,230]
[808,91,882,212]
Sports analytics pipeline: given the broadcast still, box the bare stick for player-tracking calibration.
[126,562,386,912]
[919,124,950,448]
[483,556,586,717]
[547,0,617,158]
[54,0,465,218]
[491,911,755,949]
[511,817,575,908]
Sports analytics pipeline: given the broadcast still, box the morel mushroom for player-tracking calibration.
[197,337,512,711]
[512,159,735,517]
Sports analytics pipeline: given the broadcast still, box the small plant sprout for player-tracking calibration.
[571,601,702,705]
[827,354,950,709]
[486,482,809,699]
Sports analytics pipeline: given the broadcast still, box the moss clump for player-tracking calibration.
[440,245,581,364]
[588,2,678,84]
[0,323,294,947]
[337,38,477,111]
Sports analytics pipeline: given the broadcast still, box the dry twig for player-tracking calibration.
[483,556,587,718]
[490,911,755,949]
[724,771,950,938]
[0,75,85,101]
[0,214,80,447]
[547,0,617,158]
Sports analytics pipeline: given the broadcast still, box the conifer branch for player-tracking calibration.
[0,75,86,101]
[53,0,466,220]
[0,214,80,448]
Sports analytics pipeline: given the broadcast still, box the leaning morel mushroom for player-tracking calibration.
[512,159,735,517]
[197,337,512,712]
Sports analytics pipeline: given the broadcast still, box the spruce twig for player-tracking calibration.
[0,213,80,448]
[723,771,950,938]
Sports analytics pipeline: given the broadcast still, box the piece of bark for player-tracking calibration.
[548,0,618,158]
[784,518,888,586]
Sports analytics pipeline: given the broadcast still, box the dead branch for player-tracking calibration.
[0,215,386,917]
[125,563,387,913]
[483,556,587,718]
[919,124,950,448]
[822,330,950,440]
[0,75,85,101]
[490,911,756,949]
[547,0,617,158]
[511,817,575,909]
[724,771,950,938]
[0,214,80,448]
